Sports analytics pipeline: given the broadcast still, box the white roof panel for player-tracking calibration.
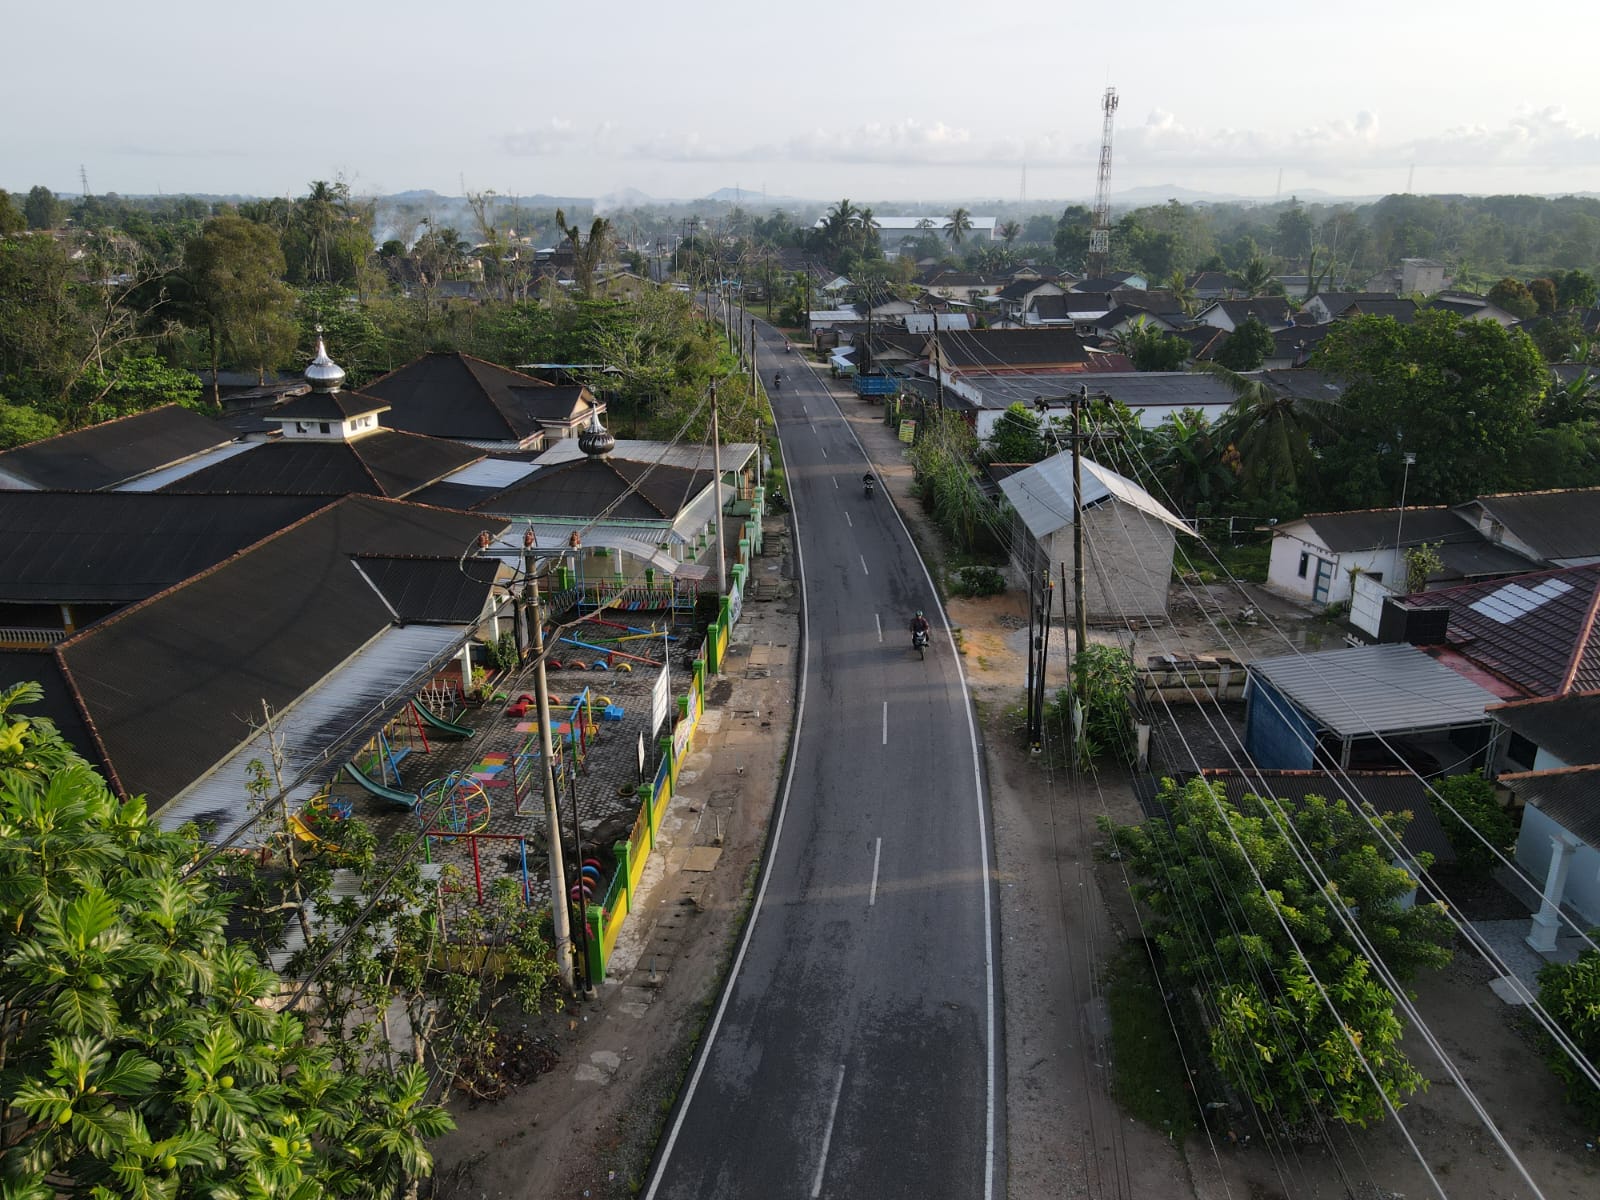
[439,458,540,490]
[997,454,1189,540]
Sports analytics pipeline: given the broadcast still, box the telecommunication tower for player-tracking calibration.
[1087,87,1118,279]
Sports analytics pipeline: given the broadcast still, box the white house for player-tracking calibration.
[997,454,1189,622]
[1194,297,1295,333]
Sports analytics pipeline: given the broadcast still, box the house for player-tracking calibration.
[414,423,759,590]
[158,346,483,500]
[0,495,506,840]
[947,370,1243,439]
[918,270,1006,301]
[0,405,238,492]
[993,277,1065,323]
[361,351,605,450]
[1187,271,1237,301]
[0,492,326,646]
[1243,642,1500,772]
[1089,305,1179,340]
[1303,292,1405,324]
[1025,292,1117,327]
[928,328,1127,388]
[1490,692,1600,940]
[1263,325,1332,369]
[1264,506,1537,607]
[1424,293,1520,326]
[997,453,1189,622]
[1194,297,1294,332]
[1453,487,1600,567]
[1379,563,1600,701]
[901,312,971,335]
[1363,259,1448,296]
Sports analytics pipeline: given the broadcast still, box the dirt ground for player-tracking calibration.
[430,382,1600,1200]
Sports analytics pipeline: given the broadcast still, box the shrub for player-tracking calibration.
[1431,770,1515,875]
[952,564,1006,596]
[1537,944,1600,1127]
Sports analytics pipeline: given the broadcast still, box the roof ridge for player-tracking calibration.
[1558,580,1600,695]
[608,458,672,518]
[48,647,127,797]
[0,403,195,459]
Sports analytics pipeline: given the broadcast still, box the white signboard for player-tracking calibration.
[651,664,671,736]
[728,579,744,628]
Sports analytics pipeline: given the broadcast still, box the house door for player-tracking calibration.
[1312,557,1334,604]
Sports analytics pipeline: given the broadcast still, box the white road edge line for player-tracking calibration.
[810,1064,847,1198]
[881,700,887,745]
[644,337,819,1200]
[874,613,882,643]
[869,837,882,906]
[820,359,999,1200]
[859,554,868,575]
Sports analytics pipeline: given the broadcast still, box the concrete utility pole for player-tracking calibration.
[523,540,573,993]
[711,381,727,596]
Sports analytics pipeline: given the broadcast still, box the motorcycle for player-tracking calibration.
[768,488,789,513]
[863,477,875,498]
[912,626,929,660]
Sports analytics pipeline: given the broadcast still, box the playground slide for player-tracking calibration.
[414,702,476,740]
[341,763,420,811]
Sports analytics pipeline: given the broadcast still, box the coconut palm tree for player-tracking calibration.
[1235,256,1274,297]
[945,207,974,247]
[1167,269,1199,316]
[1200,362,1337,507]
[998,220,1022,245]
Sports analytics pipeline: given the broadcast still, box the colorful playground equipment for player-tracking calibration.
[417,770,492,837]
[287,787,352,848]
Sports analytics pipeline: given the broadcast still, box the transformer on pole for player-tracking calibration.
[1087,87,1119,279]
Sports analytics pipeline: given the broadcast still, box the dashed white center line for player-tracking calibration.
[870,837,882,905]
[859,554,868,575]
[811,1065,847,1198]
[832,476,838,489]
[820,445,828,458]
[844,511,852,527]
[874,613,882,642]
[881,700,888,744]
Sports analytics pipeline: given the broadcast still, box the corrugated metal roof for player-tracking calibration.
[436,457,540,490]
[997,454,1189,540]
[1488,691,1600,766]
[156,624,465,843]
[1248,642,1500,738]
[117,442,258,491]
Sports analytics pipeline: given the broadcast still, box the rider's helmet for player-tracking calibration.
[916,610,924,618]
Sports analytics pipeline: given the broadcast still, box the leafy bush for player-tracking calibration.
[1538,944,1600,1127]
[1431,770,1515,875]
[1049,644,1136,763]
[952,564,1006,596]
[493,630,521,672]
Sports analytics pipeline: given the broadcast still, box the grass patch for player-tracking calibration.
[1187,537,1271,584]
[1105,943,1197,1141]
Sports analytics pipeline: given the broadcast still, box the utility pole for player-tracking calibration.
[711,381,727,596]
[525,555,574,993]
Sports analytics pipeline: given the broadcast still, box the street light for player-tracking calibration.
[1394,451,1417,578]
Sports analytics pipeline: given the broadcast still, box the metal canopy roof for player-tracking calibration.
[1248,642,1501,739]
[997,454,1189,541]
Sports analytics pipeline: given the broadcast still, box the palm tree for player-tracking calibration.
[945,207,974,247]
[1235,257,1274,297]
[557,208,613,299]
[998,220,1022,245]
[1167,269,1199,316]
[1199,362,1337,506]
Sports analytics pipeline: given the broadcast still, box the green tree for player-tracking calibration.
[1053,205,1093,267]
[1430,771,1514,876]
[1555,268,1597,310]
[1486,277,1538,320]
[1202,363,1334,512]
[1528,277,1558,315]
[945,207,974,247]
[1235,257,1274,296]
[997,220,1022,245]
[0,681,454,1197]
[0,401,59,448]
[1313,311,1548,505]
[1212,316,1274,371]
[556,208,613,300]
[1538,946,1600,1127]
[0,190,25,237]
[1274,199,1315,264]
[80,353,205,423]
[987,402,1049,463]
[1119,322,1189,371]
[23,185,65,231]
[1106,776,1454,1132]
[180,215,298,401]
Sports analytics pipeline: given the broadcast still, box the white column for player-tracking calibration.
[1527,834,1581,953]
[459,645,474,697]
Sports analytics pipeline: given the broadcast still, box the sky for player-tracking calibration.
[6,0,1600,208]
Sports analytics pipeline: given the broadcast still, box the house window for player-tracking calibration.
[1297,551,1310,578]
[319,422,331,434]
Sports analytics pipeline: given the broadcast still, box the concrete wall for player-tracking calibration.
[1516,805,1600,926]
[1243,677,1319,769]
[1266,532,1403,606]
[1039,502,1175,621]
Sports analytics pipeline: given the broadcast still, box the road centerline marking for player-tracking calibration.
[844,511,852,527]
[870,837,882,906]
[874,613,882,643]
[881,701,887,745]
[820,445,828,458]
[811,1064,847,1198]
[859,554,868,575]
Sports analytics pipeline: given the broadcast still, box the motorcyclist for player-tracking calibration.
[773,370,783,390]
[909,610,930,640]
[862,471,875,495]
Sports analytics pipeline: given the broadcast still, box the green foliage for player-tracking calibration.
[0,190,25,237]
[986,402,1049,463]
[1104,946,1197,1137]
[1055,644,1136,763]
[1213,316,1275,371]
[0,401,59,449]
[1528,277,1558,315]
[1402,540,1444,593]
[1430,771,1514,876]
[1105,777,1454,1134]
[907,408,1004,553]
[1487,276,1539,320]
[80,354,205,423]
[0,682,454,1196]
[1537,945,1600,1127]
[23,185,64,231]
[1555,268,1598,310]
[1314,311,1548,505]
[951,564,1006,597]
[493,630,521,672]
[181,215,299,394]
[1123,323,1189,372]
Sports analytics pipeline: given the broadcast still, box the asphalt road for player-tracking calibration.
[646,318,1003,1199]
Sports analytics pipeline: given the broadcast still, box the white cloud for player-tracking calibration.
[503,118,587,156]
[1410,106,1600,167]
